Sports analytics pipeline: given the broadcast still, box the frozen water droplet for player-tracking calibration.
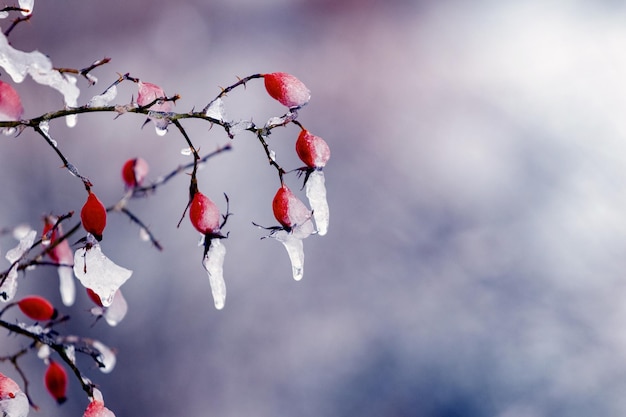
[205,97,226,122]
[202,239,226,310]
[37,344,50,360]
[139,227,150,242]
[103,290,127,326]
[305,170,329,236]
[66,114,77,128]
[64,344,76,364]
[155,125,167,136]
[269,150,276,161]
[0,12,9,19]
[180,147,193,156]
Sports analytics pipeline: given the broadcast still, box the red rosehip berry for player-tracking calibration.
[81,191,107,241]
[0,80,23,122]
[17,296,57,321]
[86,288,103,307]
[44,360,67,404]
[295,130,330,168]
[189,192,220,235]
[272,184,311,229]
[263,72,311,108]
[121,157,149,188]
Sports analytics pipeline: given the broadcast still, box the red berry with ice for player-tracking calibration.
[0,80,23,122]
[296,130,330,168]
[264,72,310,108]
[121,157,149,188]
[81,191,107,241]
[190,192,220,235]
[272,184,311,229]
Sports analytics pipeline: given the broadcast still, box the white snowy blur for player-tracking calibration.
[202,238,226,310]
[305,170,329,236]
[57,266,75,306]
[73,239,133,307]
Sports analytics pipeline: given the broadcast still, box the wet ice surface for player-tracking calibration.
[205,97,226,122]
[87,85,117,108]
[73,240,133,307]
[271,218,314,281]
[202,239,226,310]
[305,170,329,236]
[0,31,79,126]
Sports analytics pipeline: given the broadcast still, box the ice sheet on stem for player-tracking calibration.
[0,266,18,302]
[0,372,28,417]
[305,170,329,236]
[205,97,226,122]
[87,84,117,108]
[0,31,79,127]
[5,228,35,263]
[202,238,226,310]
[73,237,132,307]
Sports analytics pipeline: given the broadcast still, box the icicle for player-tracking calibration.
[202,239,226,310]
[305,170,329,236]
[58,266,75,306]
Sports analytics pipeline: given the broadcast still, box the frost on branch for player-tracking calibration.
[0,372,28,417]
[92,340,116,373]
[202,238,226,310]
[305,170,329,236]
[0,31,79,127]
[205,97,226,122]
[87,84,117,108]
[73,239,132,307]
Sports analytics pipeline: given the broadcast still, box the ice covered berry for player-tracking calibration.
[0,80,23,122]
[44,360,67,404]
[81,191,107,241]
[264,72,310,108]
[121,157,149,188]
[296,130,330,168]
[17,296,57,321]
[189,192,220,235]
[272,184,311,229]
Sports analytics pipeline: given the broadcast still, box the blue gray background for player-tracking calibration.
[1,1,626,416]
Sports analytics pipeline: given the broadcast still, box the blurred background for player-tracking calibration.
[2,0,626,416]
